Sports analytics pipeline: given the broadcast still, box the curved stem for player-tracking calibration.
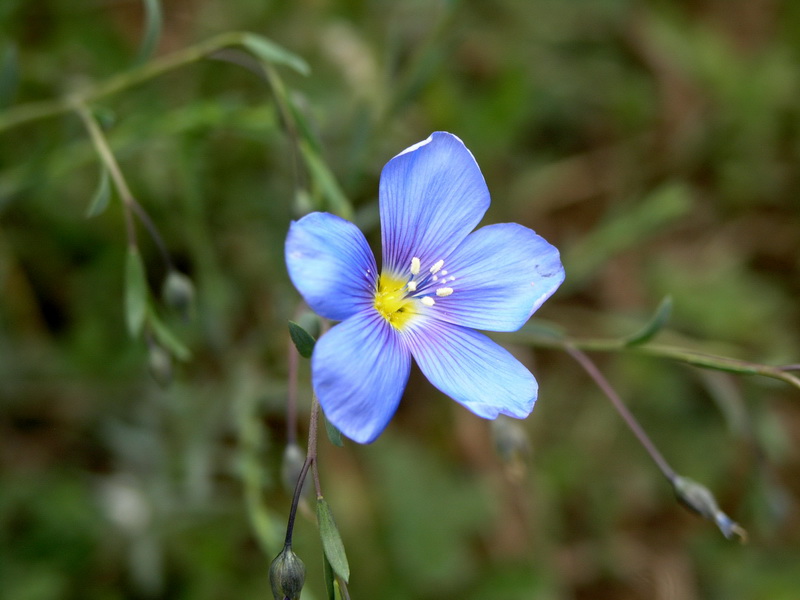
[283,455,312,548]
[514,328,800,393]
[565,344,677,482]
[0,31,254,133]
[282,394,323,546]
[75,103,137,248]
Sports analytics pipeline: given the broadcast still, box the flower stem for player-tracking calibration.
[564,344,677,482]
[283,454,312,548]
[515,327,800,393]
[0,31,256,134]
[74,103,137,248]
[282,394,322,546]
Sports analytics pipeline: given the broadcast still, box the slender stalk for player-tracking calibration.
[565,344,677,482]
[76,102,174,269]
[0,31,253,133]
[75,103,137,248]
[283,456,312,548]
[128,201,174,270]
[286,334,299,445]
[282,394,322,545]
[514,329,800,393]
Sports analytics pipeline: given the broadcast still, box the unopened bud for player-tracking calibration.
[269,544,306,600]
[673,475,747,542]
[147,343,173,388]
[281,443,311,498]
[162,270,195,318]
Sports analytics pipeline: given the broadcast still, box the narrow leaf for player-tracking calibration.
[125,247,148,338]
[625,296,673,346]
[316,497,350,583]
[322,554,336,600]
[148,307,191,361]
[288,321,316,358]
[136,0,163,64]
[324,415,344,447]
[86,166,111,218]
[240,33,310,76]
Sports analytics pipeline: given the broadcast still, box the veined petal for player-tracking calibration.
[312,310,411,443]
[425,223,564,332]
[286,212,378,321]
[403,319,537,420]
[379,132,490,276]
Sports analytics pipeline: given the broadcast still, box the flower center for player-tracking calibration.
[373,256,457,329]
[374,273,416,329]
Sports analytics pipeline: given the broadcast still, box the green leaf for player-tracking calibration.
[322,554,336,600]
[288,321,316,358]
[299,140,354,220]
[85,166,111,218]
[324,415,344,447]
[125,247,148,338]
[624,296,673,346]
[136,0,163,64]
[240,33,310,76]
[148,307,191,361]
[316,497,350,583]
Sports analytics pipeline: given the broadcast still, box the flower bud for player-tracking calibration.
[673,475,747,542]
[269,545,306,600]
[162,270,195,318]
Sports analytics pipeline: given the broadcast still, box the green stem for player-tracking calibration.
[514,330,800,393]
[0,31,253,133]
[74,103,137,247]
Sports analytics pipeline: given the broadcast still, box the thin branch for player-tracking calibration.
[0,31,253,133]
[564,344,677,482]
[74,103,137,248]
[514,328,800,393]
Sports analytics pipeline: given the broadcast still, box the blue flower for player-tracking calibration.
[285,132,565,443]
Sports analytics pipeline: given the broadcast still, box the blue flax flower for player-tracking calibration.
[286,132,565,443]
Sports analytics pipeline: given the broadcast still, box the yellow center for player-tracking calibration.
[373,273,416,329]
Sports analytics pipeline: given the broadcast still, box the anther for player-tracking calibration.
[430,260,444,274]
[421,296,435,307]
[410,257,421,275]
[406,281,418,292]
[436,287,453,297]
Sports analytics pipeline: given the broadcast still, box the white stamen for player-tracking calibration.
[432,275,439,282]
[440,270,448,276]
[448,276,456,282]
[430,260,444,274]
[410,257,421,275]
[436,287,453,297]
[406,280,418,292]
[421,296,435,307]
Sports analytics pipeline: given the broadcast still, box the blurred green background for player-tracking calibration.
[2,0,799,598]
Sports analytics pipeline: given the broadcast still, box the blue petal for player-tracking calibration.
[403,318,537,419]
[422,223,564,332]
[286,212,378,321]
[312,310,411,443]
[379,132,490,277]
